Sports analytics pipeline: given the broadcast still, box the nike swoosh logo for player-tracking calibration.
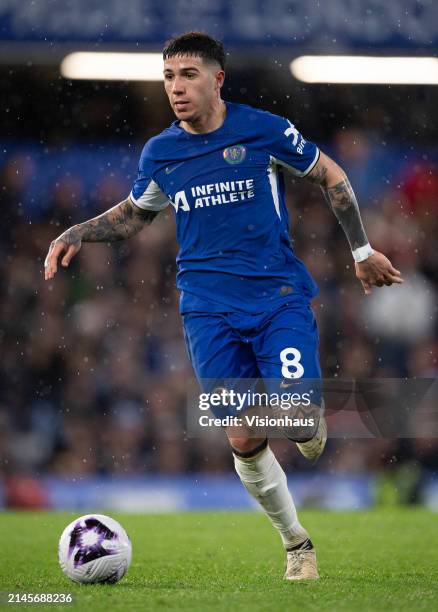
[165,162,184,174]
[280,380,296,389]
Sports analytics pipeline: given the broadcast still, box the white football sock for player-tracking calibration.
[234,444,309,549]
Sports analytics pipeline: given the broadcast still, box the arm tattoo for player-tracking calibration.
[59,198,158,245]
[306,163,368,250]
[305,164,328,185]
[323,178,368,251]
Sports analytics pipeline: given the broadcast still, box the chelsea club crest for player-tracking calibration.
[223,145,247,165]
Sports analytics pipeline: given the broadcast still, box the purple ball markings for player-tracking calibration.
[68,517,118,568]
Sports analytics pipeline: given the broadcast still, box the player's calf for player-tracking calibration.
[226,426,319,580]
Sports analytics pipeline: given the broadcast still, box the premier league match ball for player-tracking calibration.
[58,514,132,584]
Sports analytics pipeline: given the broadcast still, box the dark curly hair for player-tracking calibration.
[163,32,225,70]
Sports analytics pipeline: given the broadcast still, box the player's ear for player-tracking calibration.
[215,69,225,91]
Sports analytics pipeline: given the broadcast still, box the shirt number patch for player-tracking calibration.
[280,347,304,379]
[284,120,306,155]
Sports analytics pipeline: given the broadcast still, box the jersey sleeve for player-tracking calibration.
[262,113,320,177]
[129,143,169,211]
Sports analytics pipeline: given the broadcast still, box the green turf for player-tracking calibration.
[0,509,437,611]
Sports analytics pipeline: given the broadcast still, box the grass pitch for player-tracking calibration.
[0,509,437,611]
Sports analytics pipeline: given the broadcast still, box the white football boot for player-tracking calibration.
[296,414,327,462]
[284,539,319,581]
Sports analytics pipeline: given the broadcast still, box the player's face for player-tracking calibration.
[163,55,224,122]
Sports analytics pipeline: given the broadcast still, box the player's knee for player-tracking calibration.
[226,431,267,456]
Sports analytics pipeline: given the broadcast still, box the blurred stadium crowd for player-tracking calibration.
[1,66,437,508]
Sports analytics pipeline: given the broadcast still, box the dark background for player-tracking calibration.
[0,2,437,509]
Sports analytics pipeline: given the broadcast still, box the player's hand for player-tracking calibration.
[355,250,403,295]
[44,227,82,280]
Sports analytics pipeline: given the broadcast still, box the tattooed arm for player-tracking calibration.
[305,151,403,294]
[306,151,368,251]
[44,197,157,280]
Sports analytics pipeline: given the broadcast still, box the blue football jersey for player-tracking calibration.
[130,101,320,313]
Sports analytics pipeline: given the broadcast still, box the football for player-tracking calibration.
[58,514,132,584]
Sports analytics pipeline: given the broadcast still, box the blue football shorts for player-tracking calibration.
[182,298,322,418]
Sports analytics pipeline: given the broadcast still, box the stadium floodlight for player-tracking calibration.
[290,56,438,85]
[60,52,164,81]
